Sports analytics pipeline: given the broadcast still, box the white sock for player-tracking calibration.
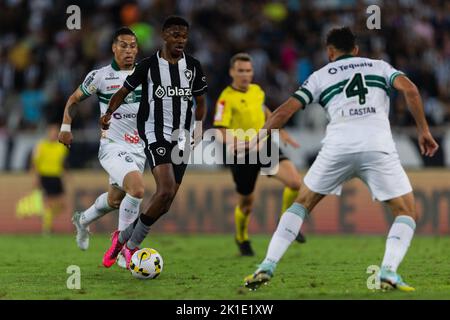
[118,194,142,231]
[381,215,416,272]
[80,192,114,227]
[259,203,308,274]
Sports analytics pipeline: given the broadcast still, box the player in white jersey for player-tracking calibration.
[242,27,439,291]
[58,28,146,265]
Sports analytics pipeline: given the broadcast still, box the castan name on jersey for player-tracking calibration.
[348,106,376,116]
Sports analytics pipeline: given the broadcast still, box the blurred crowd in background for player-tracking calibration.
[0,0,449,170]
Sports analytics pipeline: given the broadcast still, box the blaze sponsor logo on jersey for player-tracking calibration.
[167,86,192,97]
[214,100,226,122]
[154,85,165,99]
[154,85,192,98]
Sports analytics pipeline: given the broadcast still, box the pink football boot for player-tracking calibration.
[122,244,139,269]
[102,231,124,268]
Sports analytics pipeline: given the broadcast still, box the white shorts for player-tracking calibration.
[98,141,146,189]
[303,150,413,201]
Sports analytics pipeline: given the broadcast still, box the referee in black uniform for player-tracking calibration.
[100,16,208,266]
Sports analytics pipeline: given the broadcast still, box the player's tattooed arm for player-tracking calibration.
[62,88,88,124]
[100,86,130,130]
[58,88,89,147]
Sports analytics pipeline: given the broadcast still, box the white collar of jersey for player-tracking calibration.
[111,59,120,71]
[157,50,185,64]
[334,54,355,62]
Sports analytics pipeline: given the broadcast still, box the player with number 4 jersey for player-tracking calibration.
[243,27,439,292]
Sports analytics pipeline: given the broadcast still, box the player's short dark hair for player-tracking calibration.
[112,27,137,43]
[162,16,189,31]
[230,52,252,68]
[326,27,356,53]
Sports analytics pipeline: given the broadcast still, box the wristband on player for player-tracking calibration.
[105,108,114,115]
[60,124,71,132]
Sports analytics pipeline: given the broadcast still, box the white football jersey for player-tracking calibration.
[293,55,404,154]
[80,60,144,153]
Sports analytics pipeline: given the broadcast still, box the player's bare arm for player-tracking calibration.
[99,86,131,130]
[58,88,89,147]
[393,75,439,157]
[264,106,300,148]
[194,94,206,121]
[192,94,207,148]
[250,97,303,150]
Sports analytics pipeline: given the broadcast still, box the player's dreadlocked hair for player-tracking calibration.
[326,27,356,53]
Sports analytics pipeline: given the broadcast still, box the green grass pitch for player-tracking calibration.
[1,234,449,300]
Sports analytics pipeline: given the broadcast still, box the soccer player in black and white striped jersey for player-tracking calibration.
[100,16,208,268]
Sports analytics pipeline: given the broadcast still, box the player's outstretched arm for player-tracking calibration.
[393,75,439,157]
[58,88,88,148]
[259,97,303,141]
[99,86,130,130]
[236,97,303,155]
[264,106,300,148]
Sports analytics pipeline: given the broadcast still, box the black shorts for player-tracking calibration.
[230,148,289,196]
[39,176,64,196]
[144,140,188,184]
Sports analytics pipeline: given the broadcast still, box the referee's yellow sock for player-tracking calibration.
[280,187,299,218]
[235,206,250,243]
[42,208,54,234]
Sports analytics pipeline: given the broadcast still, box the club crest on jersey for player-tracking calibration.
[156,147,166,156]
[184,69,193,81]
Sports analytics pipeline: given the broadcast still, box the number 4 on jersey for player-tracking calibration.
[345,73,368,105]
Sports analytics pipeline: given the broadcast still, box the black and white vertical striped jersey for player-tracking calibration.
[124,51,207,148]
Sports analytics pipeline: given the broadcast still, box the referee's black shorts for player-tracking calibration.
[229,147,289,196]
[144,140,188,185]
[39,176,65,196]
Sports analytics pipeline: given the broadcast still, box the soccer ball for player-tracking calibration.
[129,248,163,280]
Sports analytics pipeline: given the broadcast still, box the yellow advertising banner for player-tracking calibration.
[0,170,449,234]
